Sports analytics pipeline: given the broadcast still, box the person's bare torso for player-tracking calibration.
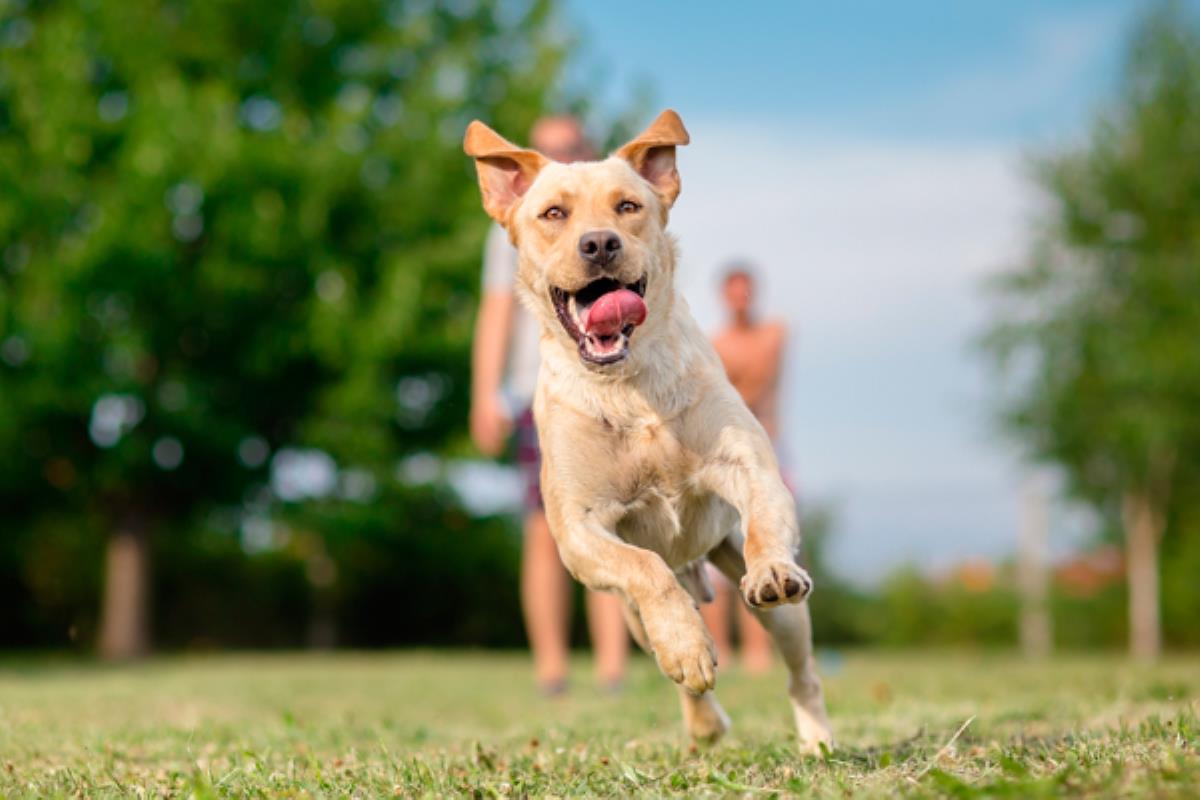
[712,320,786,440]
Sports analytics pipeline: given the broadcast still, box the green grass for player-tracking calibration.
[1,650,1197,798]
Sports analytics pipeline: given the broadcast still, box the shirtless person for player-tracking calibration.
[702,265,788,673]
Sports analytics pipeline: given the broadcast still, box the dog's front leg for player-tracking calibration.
[703,434,812,610]
[546,501,716,695]
[739,479,813,610]
[701,432,833,752]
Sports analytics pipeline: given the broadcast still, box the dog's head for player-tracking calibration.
[464,110,689,370]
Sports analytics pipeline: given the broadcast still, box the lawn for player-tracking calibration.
[0,650,1197,798]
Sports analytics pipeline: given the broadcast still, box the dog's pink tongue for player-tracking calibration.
[584,289,647,336]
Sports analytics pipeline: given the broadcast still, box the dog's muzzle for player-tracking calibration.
[551,276,647,365]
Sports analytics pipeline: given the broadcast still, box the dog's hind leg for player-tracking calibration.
[621,595,731,743]
[708,535,833,755]
[618,596,650,651]
[677,685,731,743]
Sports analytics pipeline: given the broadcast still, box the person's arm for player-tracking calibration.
[470,288,515,456]
[756,321,788,440]
[765,321,787,391]
[711,330,736,382]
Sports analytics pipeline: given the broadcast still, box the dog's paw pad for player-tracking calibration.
[741,561,812,609]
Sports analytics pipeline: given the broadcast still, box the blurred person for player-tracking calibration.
[702,266,787,673]
[470,115,628,694]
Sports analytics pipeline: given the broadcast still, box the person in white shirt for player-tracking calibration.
[470,115,628,694]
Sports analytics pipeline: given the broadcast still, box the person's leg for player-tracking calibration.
[737,599,774,674]
[585,589,629,688]
[521,509,571,692]
[699,564,734,669]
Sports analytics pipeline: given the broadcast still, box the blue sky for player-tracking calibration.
[566,0,1135,142]
[548,0,1145,582]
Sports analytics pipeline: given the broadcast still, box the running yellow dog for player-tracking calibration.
[464,110,832,752]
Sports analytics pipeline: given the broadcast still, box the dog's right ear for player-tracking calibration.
[464,121,549,226]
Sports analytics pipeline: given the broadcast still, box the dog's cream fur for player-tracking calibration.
[465,110,832,752]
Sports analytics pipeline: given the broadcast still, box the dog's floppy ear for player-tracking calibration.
[464,120,549,225]
[615,109,690,208]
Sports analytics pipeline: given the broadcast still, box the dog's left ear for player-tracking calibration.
[615,109,690,208]
[464,120,550,226]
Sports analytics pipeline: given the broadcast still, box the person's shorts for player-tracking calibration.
[515,407,543,513]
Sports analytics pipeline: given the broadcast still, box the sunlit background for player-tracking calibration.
[2,0,1198,660]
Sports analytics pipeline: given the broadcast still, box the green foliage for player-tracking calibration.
[983,1,1200,512]
[1161,520,1200,647]
[0,0,575,647]
[0,0,566,510]
[801,503,880,646]
[297,485,524,647]
[0,512,105,647]
[864,567,1019,647]
[1052,583,1128,650]
[152,529,313,649]
[981,1,1200,651]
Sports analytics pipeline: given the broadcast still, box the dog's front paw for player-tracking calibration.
[644,607,717,695]
[741,560,812,609]
[655,628,717,695]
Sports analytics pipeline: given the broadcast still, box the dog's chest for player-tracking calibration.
[606,420,736,567]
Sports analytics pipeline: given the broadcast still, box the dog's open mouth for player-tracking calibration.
[550,276,647,365]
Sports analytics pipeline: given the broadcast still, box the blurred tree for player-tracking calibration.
[0,0,573,657]
[983,1,1200,659]
[796,502,876,646]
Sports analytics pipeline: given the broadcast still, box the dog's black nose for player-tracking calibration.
[578,230,622,269]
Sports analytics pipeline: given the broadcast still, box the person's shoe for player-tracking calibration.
[599,677,624,695]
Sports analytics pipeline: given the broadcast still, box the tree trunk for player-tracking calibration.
[1017,480,1052,658]
[1122,489,1162,661]
[98,516,150,660]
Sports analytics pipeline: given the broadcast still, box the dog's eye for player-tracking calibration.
[540,206,567,221]
[616,200,641,214]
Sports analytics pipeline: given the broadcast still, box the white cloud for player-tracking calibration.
[912,4,1126,135]
[668,121,1042,580]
